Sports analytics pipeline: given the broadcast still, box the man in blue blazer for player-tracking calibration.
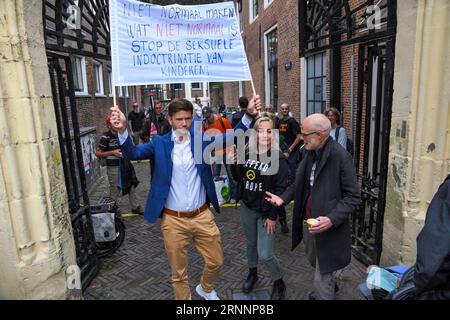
[109,96,261,300]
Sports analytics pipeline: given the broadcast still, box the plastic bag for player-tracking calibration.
[214,175,231,205]
[366,265,401,292]
[91,212,116,242]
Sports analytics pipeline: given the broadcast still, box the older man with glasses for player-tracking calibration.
[266,113,361,300]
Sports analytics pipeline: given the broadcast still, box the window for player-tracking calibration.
[265,27,278,110]
[170,83,182,91]
[192,82,201,90]
[264,0,274,9]
[239,81,245,98]
[249,0,259,23]
[70,55,88,95]
[306,52,326,115]
[119,86,129,97]
[93,62,104,95]
[238,0,243,31]
[169,83,182,99]
[106,70,112,96]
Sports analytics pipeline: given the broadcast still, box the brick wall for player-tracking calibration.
[76,57,114,142]
[224,0,301,118]
[224,81,240,108]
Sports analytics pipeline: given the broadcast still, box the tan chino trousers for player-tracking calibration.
[160,208,223,300]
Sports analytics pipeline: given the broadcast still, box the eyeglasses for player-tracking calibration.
[301,131,318,137]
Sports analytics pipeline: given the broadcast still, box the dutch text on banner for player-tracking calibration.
[109,0,252,86]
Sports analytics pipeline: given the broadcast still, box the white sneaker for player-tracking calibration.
[195,284,220,300]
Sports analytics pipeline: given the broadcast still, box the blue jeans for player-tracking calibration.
[239,202,282,281]
[213,158,237,200]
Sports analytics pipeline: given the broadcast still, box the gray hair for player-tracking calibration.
[307,113,331,136]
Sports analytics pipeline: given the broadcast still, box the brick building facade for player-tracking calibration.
[224,0,302,118]
[224,0,366,137]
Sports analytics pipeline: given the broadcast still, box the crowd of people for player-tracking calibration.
[95,94,449,301]
[95,95,361,301]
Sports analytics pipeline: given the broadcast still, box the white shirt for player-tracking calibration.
[241,113,253,128]
[119,129,206,212]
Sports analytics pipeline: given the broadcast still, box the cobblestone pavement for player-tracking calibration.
[85,162,367,300]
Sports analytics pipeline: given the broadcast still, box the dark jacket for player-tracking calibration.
[281,137,361,274]
[141,115,171,142]
[231,150,289,220]
[413,174,450,299]
[232,110,246,128]
[119,159,139,196]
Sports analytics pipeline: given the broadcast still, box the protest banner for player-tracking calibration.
[109,0,252,87]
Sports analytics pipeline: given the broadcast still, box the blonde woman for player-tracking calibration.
[230,114,289,300]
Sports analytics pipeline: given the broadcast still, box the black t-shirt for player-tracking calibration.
[277,117,301,151]
[241,155,272,211]
[98,130,120,166]
[128,110,145,131]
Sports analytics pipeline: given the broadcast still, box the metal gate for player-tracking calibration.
[352,40,395,265]
[43,0,112,289]
[47,56,98,290]
[299,0,397,265]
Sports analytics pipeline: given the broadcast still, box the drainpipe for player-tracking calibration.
[350,44,355,139]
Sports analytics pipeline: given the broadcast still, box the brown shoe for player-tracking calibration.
[132,206,144,215]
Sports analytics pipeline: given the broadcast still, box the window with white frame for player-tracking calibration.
[265,27,278,110]
[70,55,88,95]
[306,52,327,115]
[93,62,104,95]
[192,82,201,90]
[118,86,128,97]
[106,70,112,96]
[264,0,274,9]
[249,0,259,23]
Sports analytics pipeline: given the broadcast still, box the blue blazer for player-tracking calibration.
[120,124,235,223]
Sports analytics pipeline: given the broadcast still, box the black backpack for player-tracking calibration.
[334,127,354,157]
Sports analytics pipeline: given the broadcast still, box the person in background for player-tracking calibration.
[324,108,347,150]
[232,96,249,128]
[96,115,143,215]
[277,103,302,183]
[142,100,171,138]
[127,102,145,145]
[265,104,279,128]
[202,106,237,203]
